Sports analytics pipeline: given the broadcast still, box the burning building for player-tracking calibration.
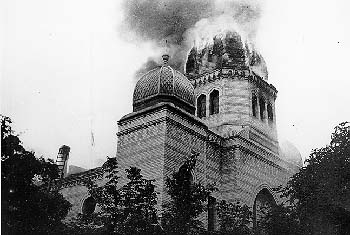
[56,0,302,232]
[57,28,302,232]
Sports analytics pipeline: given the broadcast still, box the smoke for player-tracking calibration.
[120,0,262,78]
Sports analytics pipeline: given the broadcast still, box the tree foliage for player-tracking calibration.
[266,122,350,234]
[216,200,252,235]
[260,203,303,235]
[162,152,215,235]
[1,115,71,234]
[86,159,160,235]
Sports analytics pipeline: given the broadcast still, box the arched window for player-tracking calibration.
[178,164,194,185]
[209,90,219,115]
[267,103,273,124]
[252,94,258,117]
[82,196,96,216]
[197,94,206,118]
[253,189,276,233]
[259,98,266,120]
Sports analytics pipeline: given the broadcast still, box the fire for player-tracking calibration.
[186,15,248,51]
[184,14,268,80]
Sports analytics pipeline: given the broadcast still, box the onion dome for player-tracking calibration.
[133,55,195,114]
[279,140,303,167]
[185,31,268,79]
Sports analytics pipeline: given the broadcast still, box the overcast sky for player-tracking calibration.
[2,0,350,169]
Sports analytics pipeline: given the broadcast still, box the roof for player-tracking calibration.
[133,65,195,114]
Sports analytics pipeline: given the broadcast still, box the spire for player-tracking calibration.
[162,39,170,65]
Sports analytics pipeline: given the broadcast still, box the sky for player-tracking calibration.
[2,0,350,169]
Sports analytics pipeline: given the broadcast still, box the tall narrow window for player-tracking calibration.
[209,90,219,115]
[267,103,273,124]
[197,94,206,118]
[252,94,258,117]
[208,196,216,231]
[259,98,266,120]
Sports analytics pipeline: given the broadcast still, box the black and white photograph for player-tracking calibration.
[1,0,350,234]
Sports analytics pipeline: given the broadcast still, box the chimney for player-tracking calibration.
[56,145,70,178]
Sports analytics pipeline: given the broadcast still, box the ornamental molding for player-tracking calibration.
[117,116,167,137]
[189,68,277,99]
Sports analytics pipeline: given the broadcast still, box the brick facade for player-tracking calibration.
[59,62,300,231]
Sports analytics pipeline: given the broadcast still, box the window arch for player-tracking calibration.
[252,94,258,117]
[267,103,273,124]
[253,188,276,232]
[259,98,266,120]
[197,94,206,118]
[82,196,96,216]
[209,90,219,115]
[178,164,194,185]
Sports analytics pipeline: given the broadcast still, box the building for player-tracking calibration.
[58,31,302,231]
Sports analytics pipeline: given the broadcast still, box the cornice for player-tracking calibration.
[53,167,104,189]
[189,67,277,98]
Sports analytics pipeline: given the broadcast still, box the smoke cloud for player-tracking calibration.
[120,0,262,78]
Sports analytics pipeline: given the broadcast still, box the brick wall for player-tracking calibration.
[59,74,300,232]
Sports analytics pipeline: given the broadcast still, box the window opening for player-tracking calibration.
[252,94,258,117]
[197,95,206,118]
[209,90,219,115]
[259,98,266,120]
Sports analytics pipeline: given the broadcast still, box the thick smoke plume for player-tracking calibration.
[120,0,262,78]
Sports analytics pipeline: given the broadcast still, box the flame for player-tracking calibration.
[183,13,268,80]
[186,15,248,50]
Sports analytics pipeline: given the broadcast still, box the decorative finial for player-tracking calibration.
[162,39,170,65]
[162,54,170,65]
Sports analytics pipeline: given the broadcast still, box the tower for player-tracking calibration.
[187,31,279,155]
[59,38,302,231]
[56,145,70,178]
[116,55,214,209]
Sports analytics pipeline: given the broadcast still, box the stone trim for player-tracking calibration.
[190,67,277,99]
[238,145,284,171]
[53,167,104,189]
[119,103,206,129]
[117,116,167,137]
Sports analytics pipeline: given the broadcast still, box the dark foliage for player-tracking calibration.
[162,152,215,235]
[86,159,160,235]
[1,115,71,235]
[265,122,350,235]
[260,203,303,235]
[216,200,252,235]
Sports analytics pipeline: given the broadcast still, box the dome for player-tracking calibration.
[133,56,195,114]
[185,31,268,79]
[279,141,303,167]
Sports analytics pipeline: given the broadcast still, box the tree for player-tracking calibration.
[216,200,252,235]
[86,159,160,235]
[266,122,350,234]
[1,115,71,234]
[162,152,215,235]
[260,203,303,235]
